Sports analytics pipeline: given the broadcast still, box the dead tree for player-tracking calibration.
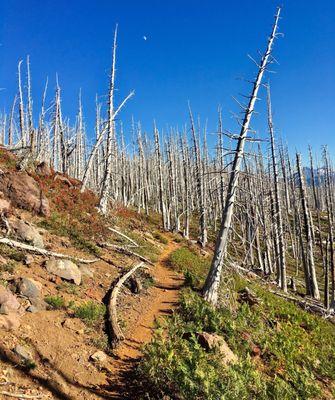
[203,7,282,305]
[189,105,207,248]
[296,152,320,299]
[267,85,287,292]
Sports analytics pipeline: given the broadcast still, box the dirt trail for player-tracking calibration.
[106,239,183,398]
[0,238,182,400]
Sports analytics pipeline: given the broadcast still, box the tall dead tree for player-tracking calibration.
[267,85,287,292]
[203,7,281,305]
[189,105,207,248]
[296,152,320,299]
[98,25,118,214]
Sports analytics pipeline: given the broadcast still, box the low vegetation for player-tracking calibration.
[72,300,106,326]
[44,295,67,310]
[138,247,335,400]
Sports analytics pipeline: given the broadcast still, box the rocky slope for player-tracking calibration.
[0,147,181,399]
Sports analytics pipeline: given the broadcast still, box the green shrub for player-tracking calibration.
[38,212,100,256]
[169,247,210,287]
[45,295,66,309]
[57,281,79,295]
[0,244,25,262]
[0,260,17,273]
[72,301,106,326]
[153,231,168,244]
[138,278,335,400]
[90,333,109,351]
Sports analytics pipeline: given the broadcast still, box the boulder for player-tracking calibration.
[90,350,107,363]
[0,171,50,216]
[45,259,82,285]
[10,219,44,248]
[0,285,21,314]
[13,344,34,364]
[35,161,51,176]
[195,332,238,365]
[0,313,20,331]
[18,277,47,311]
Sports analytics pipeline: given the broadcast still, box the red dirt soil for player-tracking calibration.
[0,239,183,400]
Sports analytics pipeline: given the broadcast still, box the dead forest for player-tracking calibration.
[0,7,334,314]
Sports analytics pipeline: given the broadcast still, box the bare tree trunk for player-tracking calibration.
[267,85,287,292]
[203,8,281,305]
[296,153,320,299]
[99,26,118,214]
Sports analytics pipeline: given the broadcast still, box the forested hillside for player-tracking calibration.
[0,5,334,400]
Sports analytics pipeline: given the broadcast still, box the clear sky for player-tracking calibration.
[0,0,334,157]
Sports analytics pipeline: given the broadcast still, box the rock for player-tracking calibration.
[36,161,51,176]
[79,265,94,278]
[0,285,21,314]
[13,344,34,363]
[0,313,20,330]
[10,219,44,248]
[0,171,50,216]
[90,351,107,363]
[24,254,34,266]
[18,277,47,311]
[195,332,238,365]
[45,259,82,285]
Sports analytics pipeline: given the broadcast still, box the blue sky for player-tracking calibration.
[0,0,334,157]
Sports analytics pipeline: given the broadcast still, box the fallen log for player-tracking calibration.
[108,262,145,345]
[108,227,139,247]
[0,391,42,399]
[102,243,154,266]
[269,290,334,320]
[0,237,98,264]
[230,262,334,322]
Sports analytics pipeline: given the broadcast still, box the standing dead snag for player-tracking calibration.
[267,85,287,292]
[296,153,320,299]
[202,7,282,305]
[99,25,118,215]
[189,104,207,248]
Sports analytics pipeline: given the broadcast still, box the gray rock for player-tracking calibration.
[45,258,82,285]
[10,219,44,248]
[18,278,47,311]
[14,344,34,363]
[90,350,107,363]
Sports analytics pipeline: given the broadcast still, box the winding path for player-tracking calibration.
[107,239,183,398]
